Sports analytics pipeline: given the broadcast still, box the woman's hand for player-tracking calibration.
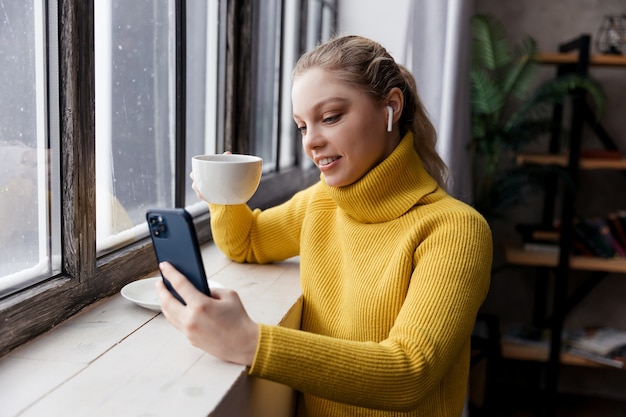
[189,171,208,203]
[190,151,232,203]
[155,262,259,366]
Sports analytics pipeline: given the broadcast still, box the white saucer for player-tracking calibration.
[121,276,223,312]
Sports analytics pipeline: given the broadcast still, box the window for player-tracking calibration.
[94,0,222,254]
[0,0,336,357]
[0,1,61,296]
[95,0,178,255]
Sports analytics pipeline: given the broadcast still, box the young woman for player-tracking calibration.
[156,35,492,417]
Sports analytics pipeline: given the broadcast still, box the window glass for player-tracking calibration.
[255,0,337,174]
[96,0,222,242]
[0,0,61,295]
[95,0,177,254]
[184,0,220,213]
[253,0,281,172]
[321,0,337,41]
[278,0,301,170]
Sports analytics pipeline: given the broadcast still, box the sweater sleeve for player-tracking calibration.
[249,209,493,412]
[209,182,319,264]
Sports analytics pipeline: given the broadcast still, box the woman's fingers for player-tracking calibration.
[189,174,208,202]
[159,262,206,303]
[155,262,258,366]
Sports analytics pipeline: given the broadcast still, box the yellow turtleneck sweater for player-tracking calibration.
[209,133,493,417]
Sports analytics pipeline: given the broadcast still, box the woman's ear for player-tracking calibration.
[385,87,404,128]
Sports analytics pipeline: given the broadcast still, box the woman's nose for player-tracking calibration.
[302,126,324,151]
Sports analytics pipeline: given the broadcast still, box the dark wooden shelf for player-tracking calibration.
[517,153,626,170]
[501,340,623,369]
[505,243,626,274]
[535,52,626,67]
[508,36,626,409]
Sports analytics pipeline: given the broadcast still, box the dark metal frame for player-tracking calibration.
[532,34,621,415]
[174,0,187,207]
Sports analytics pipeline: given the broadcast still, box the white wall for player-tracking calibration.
[336,0,413,66]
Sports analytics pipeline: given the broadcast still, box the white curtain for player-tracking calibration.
[403,0,474,203]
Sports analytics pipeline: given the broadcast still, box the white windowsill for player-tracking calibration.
[0,244,303,417]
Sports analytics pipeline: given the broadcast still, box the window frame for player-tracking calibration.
[0,0,334,357]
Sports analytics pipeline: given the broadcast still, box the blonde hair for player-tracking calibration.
[293,35,448,188]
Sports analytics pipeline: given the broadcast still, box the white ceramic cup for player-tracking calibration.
[191,154,263,204]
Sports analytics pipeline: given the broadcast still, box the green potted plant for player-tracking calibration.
[470,14,606,219]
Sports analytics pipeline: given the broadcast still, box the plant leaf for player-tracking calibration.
[471,14,512,71]
[507,74,607,130]
[471,68,505,116]
[501,37,539,99]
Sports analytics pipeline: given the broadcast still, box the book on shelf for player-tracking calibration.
[572,217,617,258]
[609,233,626,257]
[503,325,551,348]
[587,217,624,256]
[516,215,626,258]
[568,327,626,355]
[608,211,626,251]
[504,325,626,368]
[566,326,626,369]
[583,214,626,257]
[516,223,560,254]
[567,347,625,368]
[571,238,596,257]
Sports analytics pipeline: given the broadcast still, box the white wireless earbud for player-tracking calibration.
[386,106,393,132]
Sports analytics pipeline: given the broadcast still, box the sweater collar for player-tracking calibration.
[321,132,439,223]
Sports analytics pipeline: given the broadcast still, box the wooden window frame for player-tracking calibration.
[0,0,332,357]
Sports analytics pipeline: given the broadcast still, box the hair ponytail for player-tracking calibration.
[397,65,448,188]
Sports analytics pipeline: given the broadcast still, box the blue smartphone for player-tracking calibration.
[146,208,211,304]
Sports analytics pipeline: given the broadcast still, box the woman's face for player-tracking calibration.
[292,68,397,187]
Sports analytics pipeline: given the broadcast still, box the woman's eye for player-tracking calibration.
[323,114,340,124]
[297,126,307,135]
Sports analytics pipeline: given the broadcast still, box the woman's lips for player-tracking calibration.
[317,156,341,171]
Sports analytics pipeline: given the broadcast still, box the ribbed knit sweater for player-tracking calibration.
[209,133,493,416]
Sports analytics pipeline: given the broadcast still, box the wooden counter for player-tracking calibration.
[0,244,303,417]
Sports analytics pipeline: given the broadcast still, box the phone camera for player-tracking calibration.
[149,215,163,225]
[154,224,167,236]
[149,215,167,237]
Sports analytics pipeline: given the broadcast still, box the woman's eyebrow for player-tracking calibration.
[293,97,351,120]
